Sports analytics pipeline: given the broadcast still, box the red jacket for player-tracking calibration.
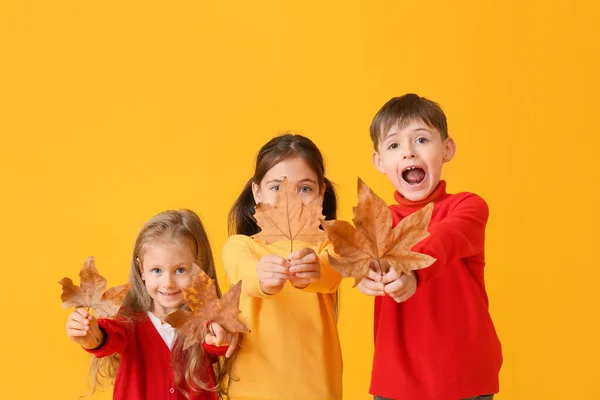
[371,181,502,400]
[86,314,226,400]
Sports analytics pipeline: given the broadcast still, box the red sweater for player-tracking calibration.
[86,314,227,400]
[370,181,502,400]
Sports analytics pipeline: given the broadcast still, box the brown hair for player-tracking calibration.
[228,133,337,236]
[89,209,235,399]
[369,93,449,150]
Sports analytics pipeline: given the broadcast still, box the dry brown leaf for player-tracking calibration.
[166,267,249,350]
[58,256,132,318]
[252,177,326,252]
[321,178,436,286]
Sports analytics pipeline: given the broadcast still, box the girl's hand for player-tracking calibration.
[66,307,104,349]
[205,322,240,358]
[256,254,291,295]
[288,248,321,288]
[382,269,417,303]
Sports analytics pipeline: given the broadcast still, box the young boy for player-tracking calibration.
[360,94,502,400]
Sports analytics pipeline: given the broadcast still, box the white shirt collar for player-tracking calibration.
[147,311,176,351]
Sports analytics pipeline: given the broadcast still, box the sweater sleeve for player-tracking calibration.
[83,318,129,358]
[413,194,489,287]
[222,235,270,299]
[301,241,342,293]
[201,342,229,357]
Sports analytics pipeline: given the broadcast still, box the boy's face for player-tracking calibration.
[373,119,456,201]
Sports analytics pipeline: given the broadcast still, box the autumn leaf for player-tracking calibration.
[252,177,326,252]
[59,256,132,318]
[321,178,436,286]
[166,267,249,350]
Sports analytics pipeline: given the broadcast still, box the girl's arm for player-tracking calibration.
[85,318,129,358]
[223,235,277,298]
[66,307,105,350]
[66,307,128,358]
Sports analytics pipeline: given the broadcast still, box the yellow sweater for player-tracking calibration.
[222,234,343,400]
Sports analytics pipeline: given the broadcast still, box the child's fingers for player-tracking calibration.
[67,327,89,337]
[381,268,400,284]
[66,318,87,331]
[205,334,217,346]
[69,311,90,325]
[292,271,319,281]
[259,262,291,275]
[226,333,239,358]
[358,277,385,296]
[385,273,416,303]
[210,323,228,346]
[261,254,290,267]
[258,271,292,281]
[288,247,315,261]
[289,262,318,273]
[74,307,89,318]
[367,268,383,282]
[384,278,404,296]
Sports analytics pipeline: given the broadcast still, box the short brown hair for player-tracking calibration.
[369,93,448,150]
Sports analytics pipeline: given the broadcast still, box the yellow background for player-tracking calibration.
[1,1,599,399]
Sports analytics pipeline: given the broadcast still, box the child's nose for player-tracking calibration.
[163,274,176,287]
[402,144,416,159]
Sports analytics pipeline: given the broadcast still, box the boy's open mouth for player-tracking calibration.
[402,166,426,185]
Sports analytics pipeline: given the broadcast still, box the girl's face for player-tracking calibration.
[252,157,322,206]
[139,239,195,320]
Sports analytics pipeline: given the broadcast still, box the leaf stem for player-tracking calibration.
[86,307,100,343]
[375,259,384,277]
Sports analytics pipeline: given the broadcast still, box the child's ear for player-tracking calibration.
[443,138,456,162]
[251,181,261,204]
[372,151,386,174]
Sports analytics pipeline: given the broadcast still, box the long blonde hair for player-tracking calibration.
[89,209,236,398]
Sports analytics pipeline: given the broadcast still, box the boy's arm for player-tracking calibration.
[412,194,489,287]
[84,318,129,358]
[222,235,270,299]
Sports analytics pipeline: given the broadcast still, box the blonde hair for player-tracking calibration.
[89,209,235,398]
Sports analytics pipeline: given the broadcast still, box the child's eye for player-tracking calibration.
[151,268,161,274]
[299,186,313,193]
[416,137,428,144]
[387,142,399,150]
[175,267,186,274]
[270,185,280,192]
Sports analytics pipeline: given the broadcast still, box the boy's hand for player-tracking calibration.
[205,322,239,358]
[288,248,321,288]
[382,269,417,303]
[357,268,385,296]
[256,254,291,295]
[66,306,104,349]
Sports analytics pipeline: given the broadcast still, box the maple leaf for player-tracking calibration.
[252,177,326,252]
[166,267,249,350]
[321,178,436,286]
[59,256,132,318]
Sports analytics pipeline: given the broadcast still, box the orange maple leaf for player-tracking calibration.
[59,256,132,318]
[252,177,326,252]
[166,267,249,350]
[321,178,436,286]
